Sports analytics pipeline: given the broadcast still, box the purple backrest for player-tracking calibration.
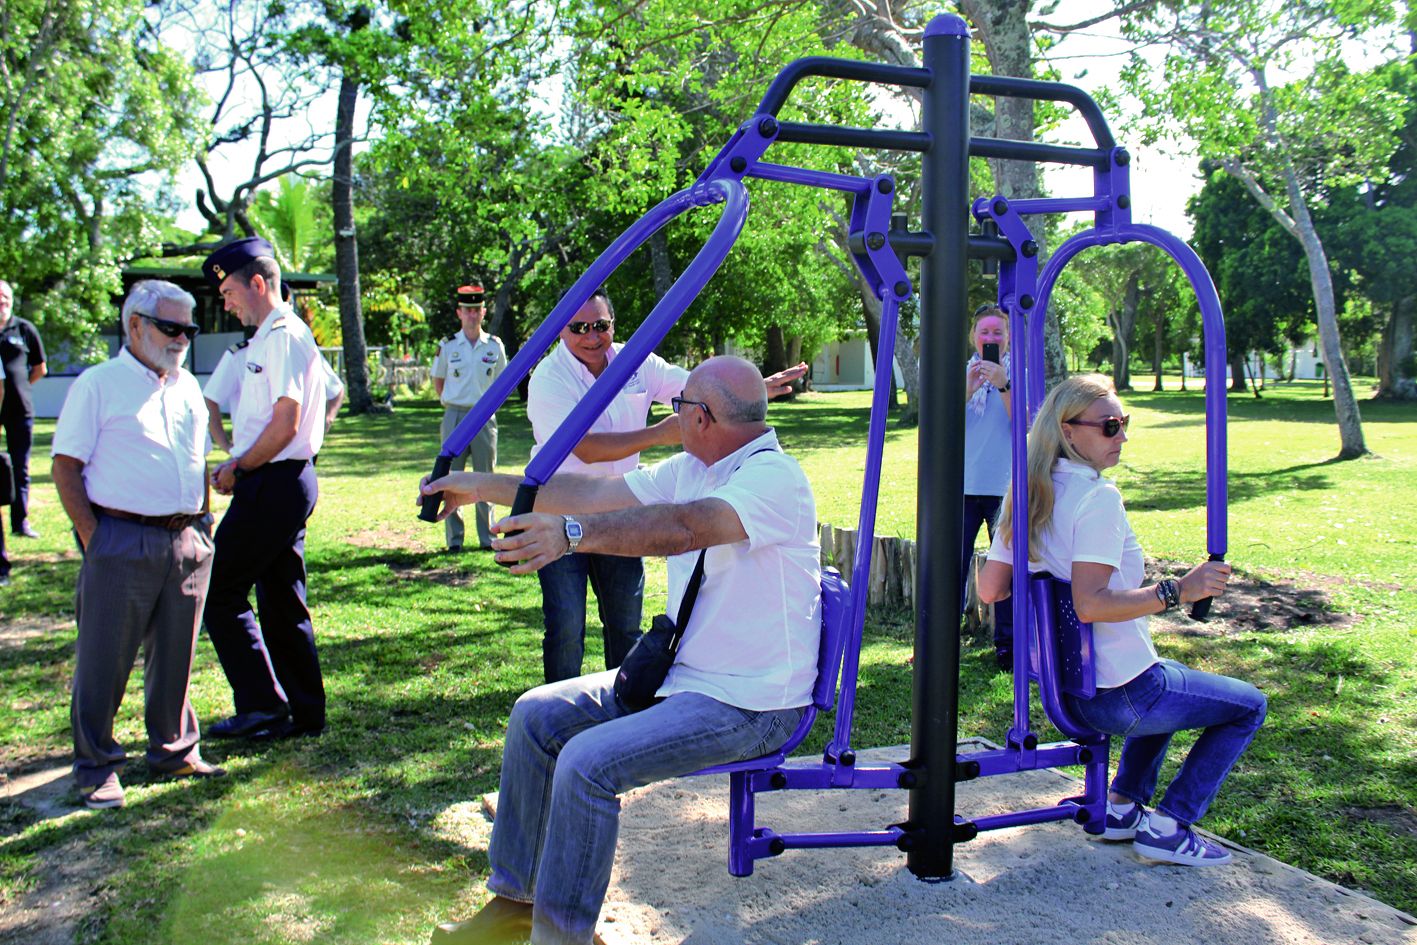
[1027,573,1100,741]
[814,567,850,712]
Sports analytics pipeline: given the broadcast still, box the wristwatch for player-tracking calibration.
[562,515,583,553]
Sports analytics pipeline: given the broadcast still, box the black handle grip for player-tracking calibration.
[418,454,455,523]
[495,482,541,568]
[1188,553,1225,620]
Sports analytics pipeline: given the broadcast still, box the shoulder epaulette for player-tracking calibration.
[227,339,250,354]
[446,333,461,343]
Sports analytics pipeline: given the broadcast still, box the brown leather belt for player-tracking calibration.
[94,505,206,532]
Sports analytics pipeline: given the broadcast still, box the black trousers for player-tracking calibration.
[203,460,325,728]
[1,410,33,532]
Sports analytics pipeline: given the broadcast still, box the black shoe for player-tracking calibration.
[447,545,463,553]
[431,897,533,944]
[995,650,1013,670]
[208,707,289,739]
[249,717,325,742]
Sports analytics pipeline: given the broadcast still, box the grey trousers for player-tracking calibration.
[440,405,497,549]
[71,515,214,787]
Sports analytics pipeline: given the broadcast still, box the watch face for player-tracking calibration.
[565,521,583,540]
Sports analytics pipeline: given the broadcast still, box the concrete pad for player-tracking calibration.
[589,743,1417,945]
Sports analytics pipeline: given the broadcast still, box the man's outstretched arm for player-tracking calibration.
[419,469,641,521]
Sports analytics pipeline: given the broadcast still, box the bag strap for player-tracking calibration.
[665,444,778,654]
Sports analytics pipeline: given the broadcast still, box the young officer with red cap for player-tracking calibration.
[431,284,506,551]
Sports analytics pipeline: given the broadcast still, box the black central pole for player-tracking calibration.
[907,12,971,880]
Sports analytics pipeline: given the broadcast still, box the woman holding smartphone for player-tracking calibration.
[964,304,1014,667]
[978,374,1266,866]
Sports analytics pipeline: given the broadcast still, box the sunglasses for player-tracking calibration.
[670,396,715,422]
[139,313,200,340]
[1065,414,1130,438]
[566,318,613,335]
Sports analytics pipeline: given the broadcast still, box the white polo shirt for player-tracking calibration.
[51,347,209,516]
[230,306,328,461]
[527,341,688,477]
[432,329,506,409]
[624,430,821,711]
[986,457,1159,688]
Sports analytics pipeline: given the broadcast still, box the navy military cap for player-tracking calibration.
[203,237,277,287]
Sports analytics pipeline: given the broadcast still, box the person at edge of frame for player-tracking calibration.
[979,373,1266,868]
[199,237,331,743]
[0,277,47,552]
[524,285,808,684]
[430,283,506,551]
[963,303,1014,667]
[50,278,224,810]
[419,355,821,945]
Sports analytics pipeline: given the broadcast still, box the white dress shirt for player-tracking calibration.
[987,457,1159,688]
[51,348,209,515]
[230,306,328,461]
[624,430,821,711]
[527,341,688,478]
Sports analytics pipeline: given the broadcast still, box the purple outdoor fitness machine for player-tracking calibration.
[418,12,1229,881]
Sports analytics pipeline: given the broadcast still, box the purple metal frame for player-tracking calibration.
[416,26,1230,878]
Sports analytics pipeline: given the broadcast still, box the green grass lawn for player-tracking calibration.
[1,380,1414,943]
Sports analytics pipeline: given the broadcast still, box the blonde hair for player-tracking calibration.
[997,373,1116,558]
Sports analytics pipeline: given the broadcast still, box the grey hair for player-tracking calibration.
[701,373,768,424]
[122,280,196,340]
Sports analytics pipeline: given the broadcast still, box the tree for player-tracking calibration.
[1121,0,1407,457]
[0,0,199,346]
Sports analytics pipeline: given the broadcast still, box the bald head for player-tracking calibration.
[688,356,768,425]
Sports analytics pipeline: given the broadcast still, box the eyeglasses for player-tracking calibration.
[1065,414,1130,438]
[566,318,613,335]
[139,313,199,340]
[670,397,715,423]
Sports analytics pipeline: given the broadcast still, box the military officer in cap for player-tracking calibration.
[430,284,506,551]
[200,237,330,741]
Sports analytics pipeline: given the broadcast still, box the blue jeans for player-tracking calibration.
[486,670,804,945]
[1066,659,1267,826]
[537,552,644,683]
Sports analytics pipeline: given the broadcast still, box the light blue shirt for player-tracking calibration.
[964,386,1012,496]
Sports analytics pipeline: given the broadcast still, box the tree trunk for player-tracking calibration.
[333,73,374,414]
[1376,296,1416,400]
[764,325,787,377]
[1285,169,1367,457]
[961,0,1068,387]
[1153,313,1164,391]
[1230,351,1247,392]
[1107,272,1139,390]
[648,229,674,299]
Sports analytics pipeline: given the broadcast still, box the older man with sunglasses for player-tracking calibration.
[525,288,806,684]
[51,279,222,809]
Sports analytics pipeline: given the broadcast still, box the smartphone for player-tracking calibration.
[982,342,1000,364]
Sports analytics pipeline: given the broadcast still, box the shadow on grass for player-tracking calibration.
[1118,458,1343,514]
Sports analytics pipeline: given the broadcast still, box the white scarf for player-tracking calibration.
[967,350,1010,419]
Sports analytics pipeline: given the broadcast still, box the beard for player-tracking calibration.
[135,332,187,374]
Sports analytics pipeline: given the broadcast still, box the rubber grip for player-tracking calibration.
[418,454,455,523]
[1188,553,1225,620]
[496,482,541,568]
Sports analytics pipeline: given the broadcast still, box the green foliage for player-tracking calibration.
[249,176,334,274]
[0,0,201,348]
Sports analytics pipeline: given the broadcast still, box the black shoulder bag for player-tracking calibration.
[612,548,707,713]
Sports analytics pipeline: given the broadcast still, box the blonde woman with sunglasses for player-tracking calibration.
[978,374,1266,867]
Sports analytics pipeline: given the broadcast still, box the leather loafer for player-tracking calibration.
[161,758,227,779]
[431,896,533,944]
[208,708,289,739]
